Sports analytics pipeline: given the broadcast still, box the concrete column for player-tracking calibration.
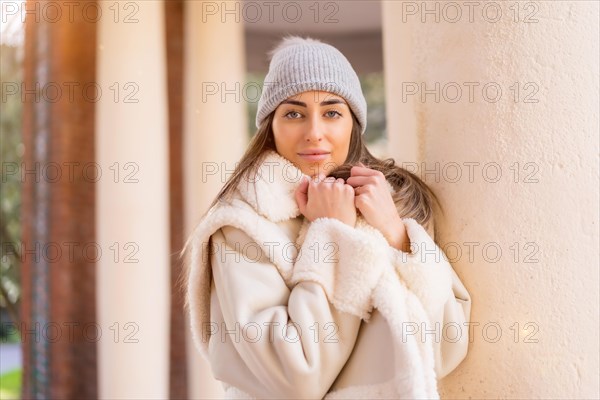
[382,1,419,163]
[183,1,248,398]
[96,1,170,398]
[383,1,599,398]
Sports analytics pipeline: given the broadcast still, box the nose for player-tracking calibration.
[304,114,323,142]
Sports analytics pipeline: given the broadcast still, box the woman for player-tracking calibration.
[183,36,471,399]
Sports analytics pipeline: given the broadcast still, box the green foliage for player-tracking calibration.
[360,72,387,143]
[0,43,23,317]
[0,368,22,400]
[246,72,264,138]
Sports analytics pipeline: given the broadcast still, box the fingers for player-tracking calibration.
[313,175,346,184]
[322,176,344,184]
[311,173,326,183]
[296,176,309,194]
[294,176,309,214]
[345,175,374,187]
[350,164,382,177]
[319,178,351,193]
[311,176,354,201]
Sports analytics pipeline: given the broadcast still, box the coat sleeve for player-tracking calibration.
[391,218,472,380]
[208,217,391,399]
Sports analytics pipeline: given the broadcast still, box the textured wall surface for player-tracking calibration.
[96,1,170,398]
[385,1,599,397]
[183,2,248,399]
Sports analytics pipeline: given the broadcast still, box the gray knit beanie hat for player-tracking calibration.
[256,36,367,134]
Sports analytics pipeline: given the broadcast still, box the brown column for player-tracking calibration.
[21,0,98,398]
[165,0,188,398]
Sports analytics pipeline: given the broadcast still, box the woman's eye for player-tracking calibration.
[325,110,342,118]
[284,111,302,119]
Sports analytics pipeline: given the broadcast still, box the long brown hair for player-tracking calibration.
[178,110,442,303]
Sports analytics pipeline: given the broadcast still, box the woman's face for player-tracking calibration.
[272,90,353,178]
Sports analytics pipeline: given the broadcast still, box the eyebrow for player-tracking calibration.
[280,99,347,107]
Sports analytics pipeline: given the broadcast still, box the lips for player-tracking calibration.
[297,151,331,162]
[298,150,330,155]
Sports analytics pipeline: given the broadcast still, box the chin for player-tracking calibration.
[304,161,334,177]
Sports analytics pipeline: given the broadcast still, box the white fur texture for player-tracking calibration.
[390,218,454,322]
[187,149,450,398]
[291,216,389,320]
[236,150,306,222]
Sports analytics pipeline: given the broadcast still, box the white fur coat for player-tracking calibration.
[186,149,471,399]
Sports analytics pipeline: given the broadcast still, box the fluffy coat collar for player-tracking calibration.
[235,149,395,223]
[235,149,306,222]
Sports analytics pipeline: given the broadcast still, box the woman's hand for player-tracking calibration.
[295,174,357,227]
[346,164,411,252]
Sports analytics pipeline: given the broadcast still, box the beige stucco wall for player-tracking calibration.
[95,0,170,398]
[183,1,248,398]
[383,1,599,398]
